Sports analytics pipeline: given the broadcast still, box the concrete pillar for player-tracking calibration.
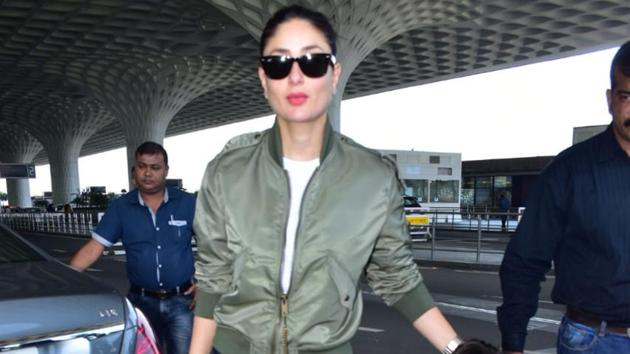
[7,179,32,207]
[2,98,114,205]
[0,123,43,208]
[47,141,82,205]
[61,55,246,189]
[327,59,356,132]
[211,1,470,131]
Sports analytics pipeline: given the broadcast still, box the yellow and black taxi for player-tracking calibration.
[403,196,432,241]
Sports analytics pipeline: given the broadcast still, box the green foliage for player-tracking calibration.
[0,192,7,201]
[74,188,114,209]
[89,191,108,208]
[33,199,49,208]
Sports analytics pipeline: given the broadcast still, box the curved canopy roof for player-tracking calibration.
[0,0,628,164]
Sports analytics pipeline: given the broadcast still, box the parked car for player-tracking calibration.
[7,206,43,213]
[0,224,159,353]
[402,196,432,242]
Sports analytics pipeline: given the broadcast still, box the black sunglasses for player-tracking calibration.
[260,53,336,79]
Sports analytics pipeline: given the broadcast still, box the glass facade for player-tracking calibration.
[403,179,429,203]
[493,176,512,209]
[429,180,460,203]
[460,188,474,206]
[405,179,460,204]
[494,176,512,188]
[475,176,492,188]
[461,177,475,207]
[462,176,513,208]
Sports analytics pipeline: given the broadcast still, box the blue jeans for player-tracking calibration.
[557,316,630,354]
[127,291,194,354]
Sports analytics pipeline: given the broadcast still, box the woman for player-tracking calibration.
[190,5,462,354]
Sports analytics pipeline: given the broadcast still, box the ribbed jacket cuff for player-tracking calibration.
[501,333,526,352]
[391,282,434,322]
[194,289,221,319]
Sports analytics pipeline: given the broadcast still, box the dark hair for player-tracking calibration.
[610,40,630,89]
[135,141,168,166]
[259,5,337,56]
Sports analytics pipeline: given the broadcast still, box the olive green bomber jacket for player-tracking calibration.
[193,121,434,354]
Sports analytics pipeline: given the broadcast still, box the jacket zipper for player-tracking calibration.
[280,294,289,354]
[277,166,319,354]
[276,169,291,354]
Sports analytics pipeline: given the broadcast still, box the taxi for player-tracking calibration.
[403,196,432,241]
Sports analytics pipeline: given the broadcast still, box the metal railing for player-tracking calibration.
[0,211,99,237]
[428,208,521,232]
[412,208,524,265]
[1,208,523,265]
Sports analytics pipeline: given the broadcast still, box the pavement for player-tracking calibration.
[413,246,504,271]
[20,224,511,271]
[410,222,509,271]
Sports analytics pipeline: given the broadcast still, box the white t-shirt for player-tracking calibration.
[281,157,320,294]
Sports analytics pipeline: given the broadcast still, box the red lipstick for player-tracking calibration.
[287,92,307,106]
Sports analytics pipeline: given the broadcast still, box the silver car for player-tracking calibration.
[0,224,160,353]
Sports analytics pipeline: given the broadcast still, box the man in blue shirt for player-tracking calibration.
[70,141,197,354]
[498,41,630,354]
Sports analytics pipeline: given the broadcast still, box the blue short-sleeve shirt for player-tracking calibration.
[93,186,196,290]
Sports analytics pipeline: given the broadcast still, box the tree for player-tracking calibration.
[33,199,48,209]
[89,191,108,209]
[0,192,7,201]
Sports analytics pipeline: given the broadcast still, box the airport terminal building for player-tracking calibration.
[459,124,608,210]
[381,150,462,209]
[382,149,552,212]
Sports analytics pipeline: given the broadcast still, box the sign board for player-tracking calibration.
[88,186,106,194]
[166,178,183,190]
[0,163,36,179]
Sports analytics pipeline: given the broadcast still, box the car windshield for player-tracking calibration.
[0,227,46,263]
[403,196,421,208]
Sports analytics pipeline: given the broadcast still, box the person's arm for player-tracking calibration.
[497,244,548,353]
[365,170,459,352]
[412,307,458,351]
[191,159,234,349]
[69,239,105,271]
[189,316,217,354]
[70,200,121,272]
[497,162,568,353]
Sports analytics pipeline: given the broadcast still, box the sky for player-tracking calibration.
[0,46,618,196]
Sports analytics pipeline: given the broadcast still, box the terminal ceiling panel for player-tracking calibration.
[0,0,628,163]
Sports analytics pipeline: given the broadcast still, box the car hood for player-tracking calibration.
[0,260,126,344]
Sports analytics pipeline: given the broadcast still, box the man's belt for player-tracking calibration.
[567,307,630,336]
[130,280,193,300]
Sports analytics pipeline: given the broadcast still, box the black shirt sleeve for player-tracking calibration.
[497,159,569,352]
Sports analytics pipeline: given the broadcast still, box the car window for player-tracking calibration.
[403,196,421,208]
[0,227,46,263]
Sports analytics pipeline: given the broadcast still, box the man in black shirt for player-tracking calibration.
[498,41,630,354]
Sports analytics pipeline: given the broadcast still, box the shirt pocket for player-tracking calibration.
[168,219,190,241]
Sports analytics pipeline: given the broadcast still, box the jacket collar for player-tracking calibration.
[267,118,335,166]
